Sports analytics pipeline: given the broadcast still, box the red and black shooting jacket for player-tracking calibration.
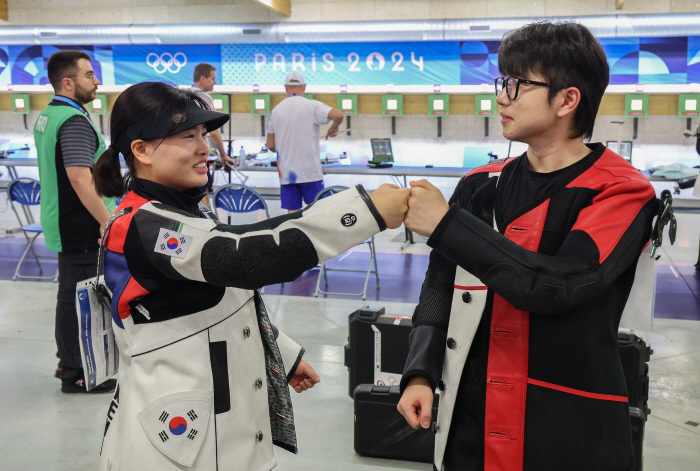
[401,143,658,471]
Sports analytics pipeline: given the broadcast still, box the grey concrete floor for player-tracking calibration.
[1,207,700,470]
[1,281,699,470]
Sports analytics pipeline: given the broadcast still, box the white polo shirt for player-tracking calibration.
[266,95,331,185]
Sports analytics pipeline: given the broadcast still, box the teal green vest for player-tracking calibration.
[34,103,116,252]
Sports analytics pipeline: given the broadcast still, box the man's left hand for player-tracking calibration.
[222,155,237,167]
[403,179,450,238]
[325,126,339,140]
[289,360,321,393]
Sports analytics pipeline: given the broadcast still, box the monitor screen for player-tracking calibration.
[370,138,394,162]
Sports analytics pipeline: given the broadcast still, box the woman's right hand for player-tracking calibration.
[397,377,434,429]
[369,184,411,229]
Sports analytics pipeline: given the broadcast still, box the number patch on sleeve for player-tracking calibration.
[341,213,357,227]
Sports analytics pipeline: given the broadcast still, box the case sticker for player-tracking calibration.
[371,325,402,386]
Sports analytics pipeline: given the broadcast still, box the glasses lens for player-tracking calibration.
[506,78,517,99]
[495,77,504,95]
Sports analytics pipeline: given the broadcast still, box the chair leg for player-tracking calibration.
[371,239,380,288]
[17,228,41,269]
[13,234,38,280]
[28,239,42,270]
[314,262,325,297]
[361,251,374,301]
[14,234,57,281]
[323,262,329,285]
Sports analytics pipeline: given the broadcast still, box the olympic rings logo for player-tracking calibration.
[146,52,188,74]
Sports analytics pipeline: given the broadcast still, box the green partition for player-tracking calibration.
[11,94,30,114]
[678,94,700,117]
[429,94,449,116]
[338,94,358,116]
[625,94,649,118]
[210,94,229,113]
[475,94,496,116]
[88,94,108,114]
[251,94,270,115]
[382,94,403,117]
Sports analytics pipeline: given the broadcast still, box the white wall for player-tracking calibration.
[3,110,697,175]
[4,0,700,25]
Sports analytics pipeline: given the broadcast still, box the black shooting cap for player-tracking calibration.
[112,99,229,157]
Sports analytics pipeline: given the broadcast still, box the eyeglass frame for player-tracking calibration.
[66,72,98,83]
[494,76,550,100]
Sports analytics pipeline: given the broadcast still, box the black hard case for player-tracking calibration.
[617,331,653,416]
[344,306,412,398]
[353,384,438,463]
[618,331,652,471]
[348,308,652,466]
[629,407,647,471]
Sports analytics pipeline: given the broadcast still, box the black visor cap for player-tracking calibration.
[114,102,230,156]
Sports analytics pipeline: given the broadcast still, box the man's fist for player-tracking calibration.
[403,179,450,238]
[397,377,434,429]
[369,184,411,229]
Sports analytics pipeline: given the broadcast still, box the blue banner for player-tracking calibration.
[112,44,221,86]
[0,37,699,87]
[221,41,460,85]
[0,45,113,86]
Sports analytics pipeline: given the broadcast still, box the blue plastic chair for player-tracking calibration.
[212,184,270,219]
[7,178,58,281]
[212,183,271,292]
[313,186,379,300]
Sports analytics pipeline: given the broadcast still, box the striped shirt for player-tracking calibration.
[58,115,98,168]
[188,85,214,110]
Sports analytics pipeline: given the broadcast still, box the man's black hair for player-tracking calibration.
[47,50,92,91]
[498,21,610,140]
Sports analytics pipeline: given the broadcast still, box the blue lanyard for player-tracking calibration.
[54,96,91,121]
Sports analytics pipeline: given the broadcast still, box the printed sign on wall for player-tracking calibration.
[112,45,222,86]
[0,36,699,87]
[221,42,460,86]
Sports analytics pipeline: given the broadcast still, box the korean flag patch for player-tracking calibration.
[139,390,212,467]
[154,228,193,259]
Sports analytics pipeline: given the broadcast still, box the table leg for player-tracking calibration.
[402,175,414,246]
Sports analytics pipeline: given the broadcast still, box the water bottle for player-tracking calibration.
[239,146,246,161]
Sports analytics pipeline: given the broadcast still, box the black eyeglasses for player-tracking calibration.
[494,76,550,100]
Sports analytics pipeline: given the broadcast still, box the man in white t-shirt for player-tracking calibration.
[266,71,345,213]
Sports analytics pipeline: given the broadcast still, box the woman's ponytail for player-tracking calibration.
[93,146,130,198]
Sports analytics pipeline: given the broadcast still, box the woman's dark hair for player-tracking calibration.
[498,21,610,140]
[93,82,210,198]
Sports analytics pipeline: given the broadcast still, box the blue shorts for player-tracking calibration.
[280,181,325,210]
